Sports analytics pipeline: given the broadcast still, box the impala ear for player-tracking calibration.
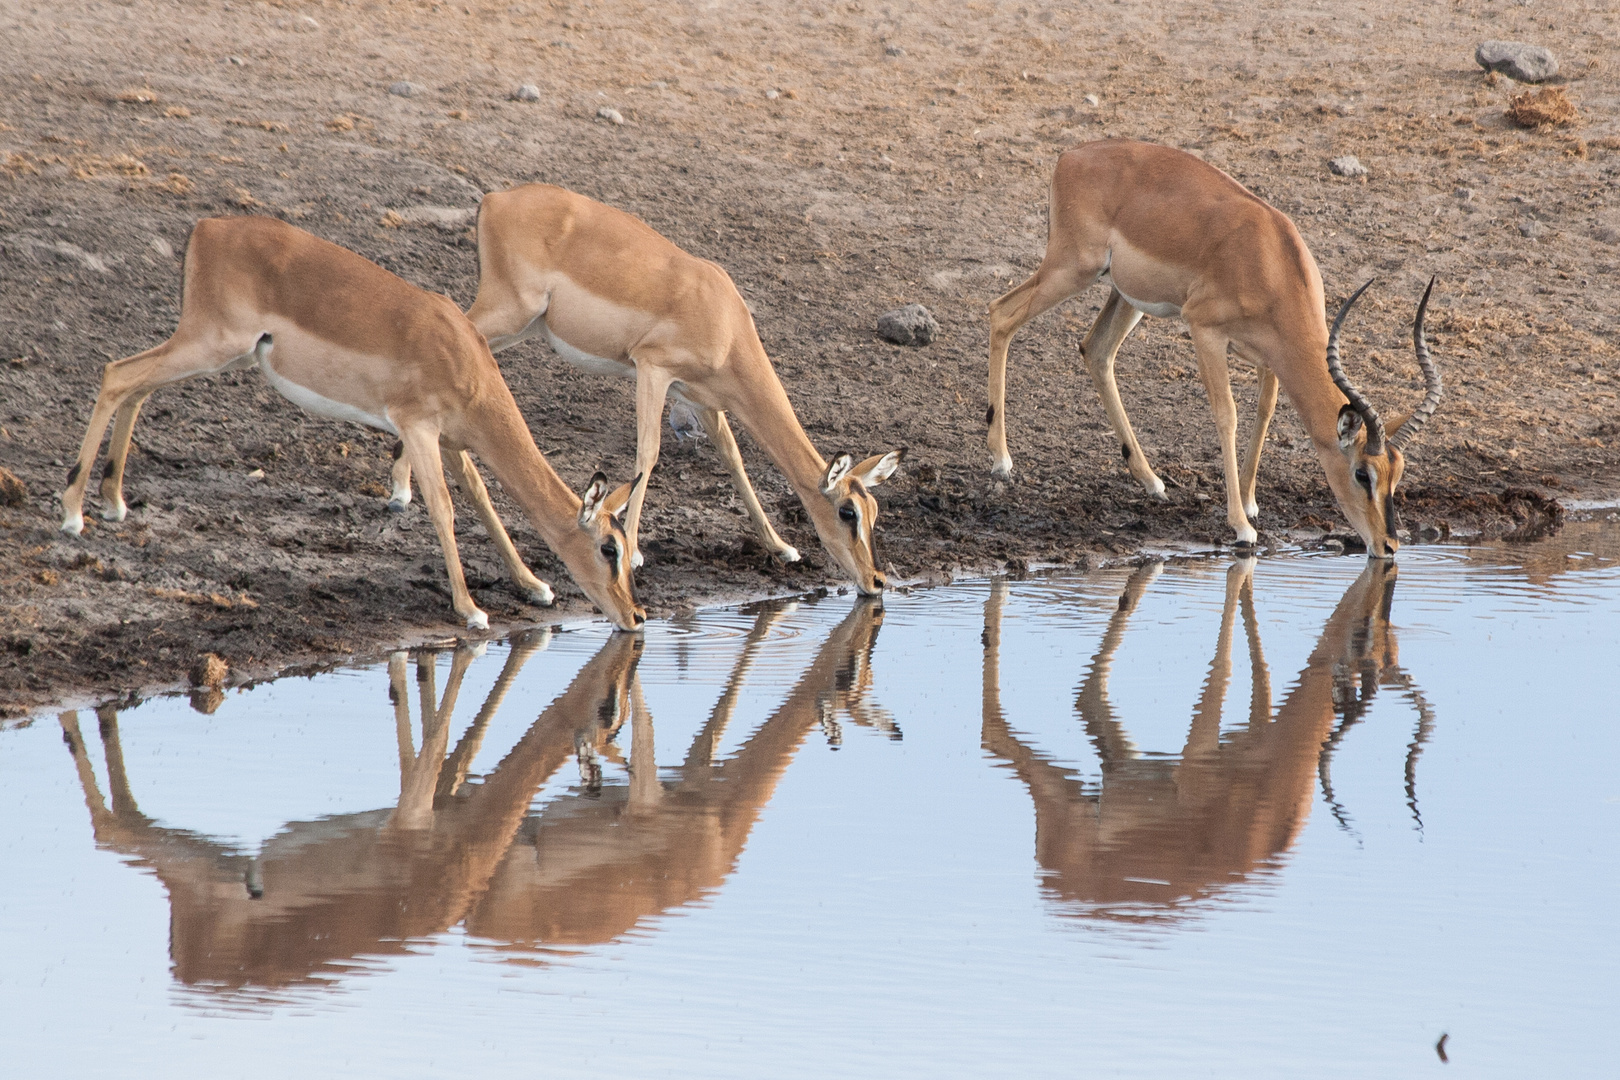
[851,448,906,489]
[601,473,642,521]
[1336,405,1363,451]
[821,453,854,495]
[579,471,611,526]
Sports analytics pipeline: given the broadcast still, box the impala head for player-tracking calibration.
[813,449,906,595]
[1325,277,1443,560]
[571,472,646,631]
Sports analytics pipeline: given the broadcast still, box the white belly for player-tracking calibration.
[261,350,397,434]
[546,326,632,378]
[1115,284,1182,319]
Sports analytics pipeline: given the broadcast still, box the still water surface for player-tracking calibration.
[3,526,1618,1078]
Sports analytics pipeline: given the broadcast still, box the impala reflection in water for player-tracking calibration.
[982,559,1432,924]
[58,599,889,994]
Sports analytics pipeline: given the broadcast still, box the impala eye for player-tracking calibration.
[1353,467,1372,490]
[600,543,618,562]
[838,504,857,523]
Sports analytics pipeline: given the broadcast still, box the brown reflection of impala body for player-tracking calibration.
[982,560,1430,923]
[58,598,888,992]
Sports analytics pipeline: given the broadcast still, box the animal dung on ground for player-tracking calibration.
[1475,41,1558,83]
[189,652,228,689]
[1328,155,1368,178]
[876,303,939,346]
[1505,86,1579,129]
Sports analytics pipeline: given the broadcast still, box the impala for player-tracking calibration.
[987,139,1442,556]
[58,215,645,631]
[447,184,904,593]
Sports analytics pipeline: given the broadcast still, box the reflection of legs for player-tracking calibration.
[628,677,662,810]
[683,601,795,769]
[400,425,488,629]
[702,406,799,563]
[1081,291,1163,498]
[625,357,676,568]
[446,448,554,605]
[1075,562,1162,763]
[986,265,1086,478]
[437,629,550,801]
[1184,559,1256,759]
[1190,326,1257,546]
[389,652,415,777]
[391,647,473,828]
[1238,366,1280,521]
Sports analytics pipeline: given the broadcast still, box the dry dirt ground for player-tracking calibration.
[3,0,1618,716]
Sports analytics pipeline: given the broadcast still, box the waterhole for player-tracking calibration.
[3,523,1617,1078]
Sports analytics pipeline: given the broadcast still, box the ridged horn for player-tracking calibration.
[1326,278,1385,456]
[1389,275,1442,451]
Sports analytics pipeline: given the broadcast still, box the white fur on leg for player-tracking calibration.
[100,499,128,522]
[991,456,1013,479]
[523,581,555,606]
[466,608,490,631]
[61,511,85,535]
[1233,523,1259,546]
[777,545,801,563]
[1243,499,1259,519]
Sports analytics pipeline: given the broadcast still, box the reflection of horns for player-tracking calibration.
[1389,276,1442,452]
[1389,667,1437,833]
[1326,278,1384,455]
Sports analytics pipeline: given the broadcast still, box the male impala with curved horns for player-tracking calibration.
[458,184,905,594]
[59,216,645,632]
[987,139,1442,557]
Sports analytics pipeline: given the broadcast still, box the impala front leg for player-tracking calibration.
[700,405,800,563]
[626,356,676,569]
[97,390,153,522]
[1239,366,1280,521]
[1190,327,1257,547]
[446,447,554,606]
[401,426,489,630]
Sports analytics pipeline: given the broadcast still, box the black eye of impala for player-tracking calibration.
[600,543,618,562]
[838,505,857,523]
[1353,467,1372,489]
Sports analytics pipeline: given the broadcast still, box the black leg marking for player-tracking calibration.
[66,462,82,486]
[985,404,995,425]
[391,440,405,461]
[1120,444,1132,461]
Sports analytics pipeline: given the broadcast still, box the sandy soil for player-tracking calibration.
[3,0,1618,716]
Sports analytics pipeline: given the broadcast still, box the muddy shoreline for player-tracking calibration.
[4,0,1618,718]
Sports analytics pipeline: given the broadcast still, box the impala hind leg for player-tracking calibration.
[1189,326,1257,547]
[445,447,555,606]
[96,390,154,522]
[387,440,413,512]
[700,405,800,563]
[400,426,488,630]
[1081,291,1164,500]
[1238,366,1280,521]
[986,265,1085,479]
[62,333,264,534]
[625,356,676,568]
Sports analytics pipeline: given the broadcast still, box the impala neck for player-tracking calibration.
[717,343,830,508]
[462,396,584,554]
[1263,316,1347,453]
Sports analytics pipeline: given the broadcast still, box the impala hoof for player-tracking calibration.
[1232,525,1259,548]
[465,609,490,631]
[777,545,801,564]
[60,512,85,536]
[630,549,645,570]
[1147,478,1168,502]
[386,498,408,514]
[522,582,555,606]
[990,458,1013,480]
[99,501,128,522]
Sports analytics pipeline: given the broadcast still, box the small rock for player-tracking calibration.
[1475,41,1558,83]
[148,235,174,259]
[765,88,780,100]
[388,81,418,98]
[297,15,319,31]
[1084,93,1100,106]
[384,205,477,231]
[596,106,625,124]
[189,652,228,689]
[1454,186,1474,202]
[876,303,939,346]
[1518,220,1544,239]
[1328,155,1368,178]
[247,468,265,479]
[0,465,26,507]
[884,43,906,57]
[511,84,542,102]
[227,55,248,66]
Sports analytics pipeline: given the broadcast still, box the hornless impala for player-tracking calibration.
[446,184,905,594]
[58,216,645,632]
[987,139,1443,556]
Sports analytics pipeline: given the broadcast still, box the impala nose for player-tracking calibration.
[872,572,887,591]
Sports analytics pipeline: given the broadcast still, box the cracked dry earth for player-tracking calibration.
[2,0,1619,717]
